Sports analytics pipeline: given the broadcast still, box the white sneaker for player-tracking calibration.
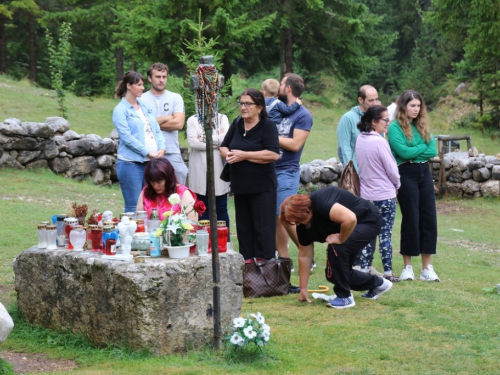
[420,265,440,282]
[400,265,415,281]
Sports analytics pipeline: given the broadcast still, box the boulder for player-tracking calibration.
[0,153,24,169]
[90,168,106,185]
[0,133,38,151]
[13,248,244,355]
[472,167,490,182]
[446,182,463,197]
[66,139,91,156]
[88,139,116,156]
[469,160,486,171]
[319,166,338,183]
[452,158,470,171]
[310,167,321,184]
[481,180,500,197]
[45,117,71,133]
[38,139,60,159]
[0,118,27,136]
[69,156,97,176]
[447,168,463,183]
[462,179,481,194]
[49,157,71,173]
[16,150,41,164]
[22,122,55,138]
[492,165,500,180]
[96,154,115,168]
[26,159,49,169]
[300,164,313,184]
[462,170,472,180]
[63,130,81,141]
[0,302,14,344]
[109,128,119,139]
[86,134,102,142]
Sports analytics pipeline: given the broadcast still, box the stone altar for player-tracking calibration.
[13,247,244,354]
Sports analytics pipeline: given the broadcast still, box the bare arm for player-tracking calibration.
[279,129,310,152]
[158,112,185,131]
[181,189,198,222]
[219,146,229,158]
[326,203,357,245]
[225,149,279,164]
[136,191,144,212]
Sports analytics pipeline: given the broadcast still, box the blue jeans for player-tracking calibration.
[359,198,396,273]
[116,159,147,213]
[276,169,300,215]
[197,193,230,242]
[165,153,188,185]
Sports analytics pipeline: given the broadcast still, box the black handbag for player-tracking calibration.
[220,162,230,182]
[243,257,291,298]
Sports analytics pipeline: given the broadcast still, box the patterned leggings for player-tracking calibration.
[359,198,396,273]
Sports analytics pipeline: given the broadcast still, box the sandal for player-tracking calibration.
[383,274,400,282]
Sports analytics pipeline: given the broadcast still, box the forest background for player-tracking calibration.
[2,0,500,135]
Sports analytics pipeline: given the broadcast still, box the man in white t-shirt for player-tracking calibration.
[141,62,188,184]
[387,95,399,122]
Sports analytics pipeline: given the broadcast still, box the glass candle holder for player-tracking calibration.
[46,224,58,250]
[69,225,87,251]
[217,221,228,253]
[37,224,48,249]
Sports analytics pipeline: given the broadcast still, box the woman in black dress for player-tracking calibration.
[280,186,392,309]
[220,89,280,260]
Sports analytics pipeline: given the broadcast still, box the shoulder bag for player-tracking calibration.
[243,257,291,298]
[339,159,360,196]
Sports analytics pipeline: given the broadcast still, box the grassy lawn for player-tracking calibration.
[1,76,500,374]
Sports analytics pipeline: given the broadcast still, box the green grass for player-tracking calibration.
[1,76,500,374]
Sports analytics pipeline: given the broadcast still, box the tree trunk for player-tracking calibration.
[28,14,37,83]
[0,14,6,73]
[222,54,232,96]
[279,0,293,79]
[115,48,124,82]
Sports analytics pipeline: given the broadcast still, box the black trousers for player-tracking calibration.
[326,218,383,298]
[397,162,437,256]
[234,190,276,260]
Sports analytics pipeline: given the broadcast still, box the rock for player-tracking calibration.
[16,150,41,164]
[9,150,18,158]
[88,139,116,156]
[69,156,97,176]
[45,117,71,133]
[310,167,321,184]
[0,133,38,150]
[13,248,244,355]
[0,153,24,169]
[63,130,81,141]
[300,164,313,184]
[325,157,339,165]
[462,170,472,180]
[454,82,466,94]
[86,134,102,142]
[481,180,500,197]
[110,164,118,182]
[49,157,71,173]
[446,182,463,197]
[472,167,490,182]
[26,159,49,169]
[452,158,470,171]
[109,128,119,139]
[90,168,105,184]
[310,159,326,166]
[0,118,27,136]
[485,156,500,165]
[319,166,337,183]
[447,168,463,183]
[66,139,91,156]
[469,160,486,171]
[492,165,500,180]
[0,302,14,344]
[442,157,453,169]
[38,139,60,159]
[462,179,481,194]
[53,135,67,147]
[468,147,479,157]
[96,154,115,168]
[21,122,55,138]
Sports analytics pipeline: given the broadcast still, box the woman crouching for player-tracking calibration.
[280,186,392,309]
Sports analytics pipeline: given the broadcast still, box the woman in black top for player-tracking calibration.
[280,186,392,309]
[220,89,280,260]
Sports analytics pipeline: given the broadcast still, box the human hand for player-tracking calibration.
[298,290,311,303]
[226,149,245,164]
[326,233,343,245]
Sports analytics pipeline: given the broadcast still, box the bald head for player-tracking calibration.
[357,85,379,112]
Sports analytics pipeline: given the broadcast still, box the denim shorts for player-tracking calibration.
[276,169,300,215]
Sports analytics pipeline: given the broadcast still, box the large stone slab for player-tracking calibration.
[13,247,244,354]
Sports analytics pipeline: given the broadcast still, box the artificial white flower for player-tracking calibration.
[233,317,246,328]
[230,333,244,346]
[166,222,181,234]
[243,325,257,339]
[263,331,270,342]
[262,324,271,333]
[168,193,181,205]
[250,312,265,325]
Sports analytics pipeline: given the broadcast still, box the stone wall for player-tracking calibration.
[14,247,244,354]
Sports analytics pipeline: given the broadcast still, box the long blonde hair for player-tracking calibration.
[394,90,431,142]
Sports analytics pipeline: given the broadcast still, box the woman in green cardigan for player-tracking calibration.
[387,90,439,282]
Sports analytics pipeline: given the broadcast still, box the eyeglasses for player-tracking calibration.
[238,102,257,108]
[380,118,390,124]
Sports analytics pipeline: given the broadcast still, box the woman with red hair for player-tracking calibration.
[280,186,391,309]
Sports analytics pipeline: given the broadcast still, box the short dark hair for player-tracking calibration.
[143,158,178,201]
[147,63,169,78]
[284,73,305,97]
[240,88,268,119]
[357,105,388,132]
[115,71,143,98]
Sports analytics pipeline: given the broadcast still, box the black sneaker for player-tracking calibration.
[288,283,300,293]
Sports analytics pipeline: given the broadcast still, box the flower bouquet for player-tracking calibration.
[226,312,271,349]
[155,193,205,247]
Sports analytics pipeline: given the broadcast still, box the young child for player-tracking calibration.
[261,78,302,125]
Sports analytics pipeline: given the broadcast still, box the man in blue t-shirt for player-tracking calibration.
[275,74,313,291]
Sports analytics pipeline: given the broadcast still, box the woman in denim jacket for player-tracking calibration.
[112,71,166,213]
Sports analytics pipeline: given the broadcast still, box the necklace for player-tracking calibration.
[243,127,249,137]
